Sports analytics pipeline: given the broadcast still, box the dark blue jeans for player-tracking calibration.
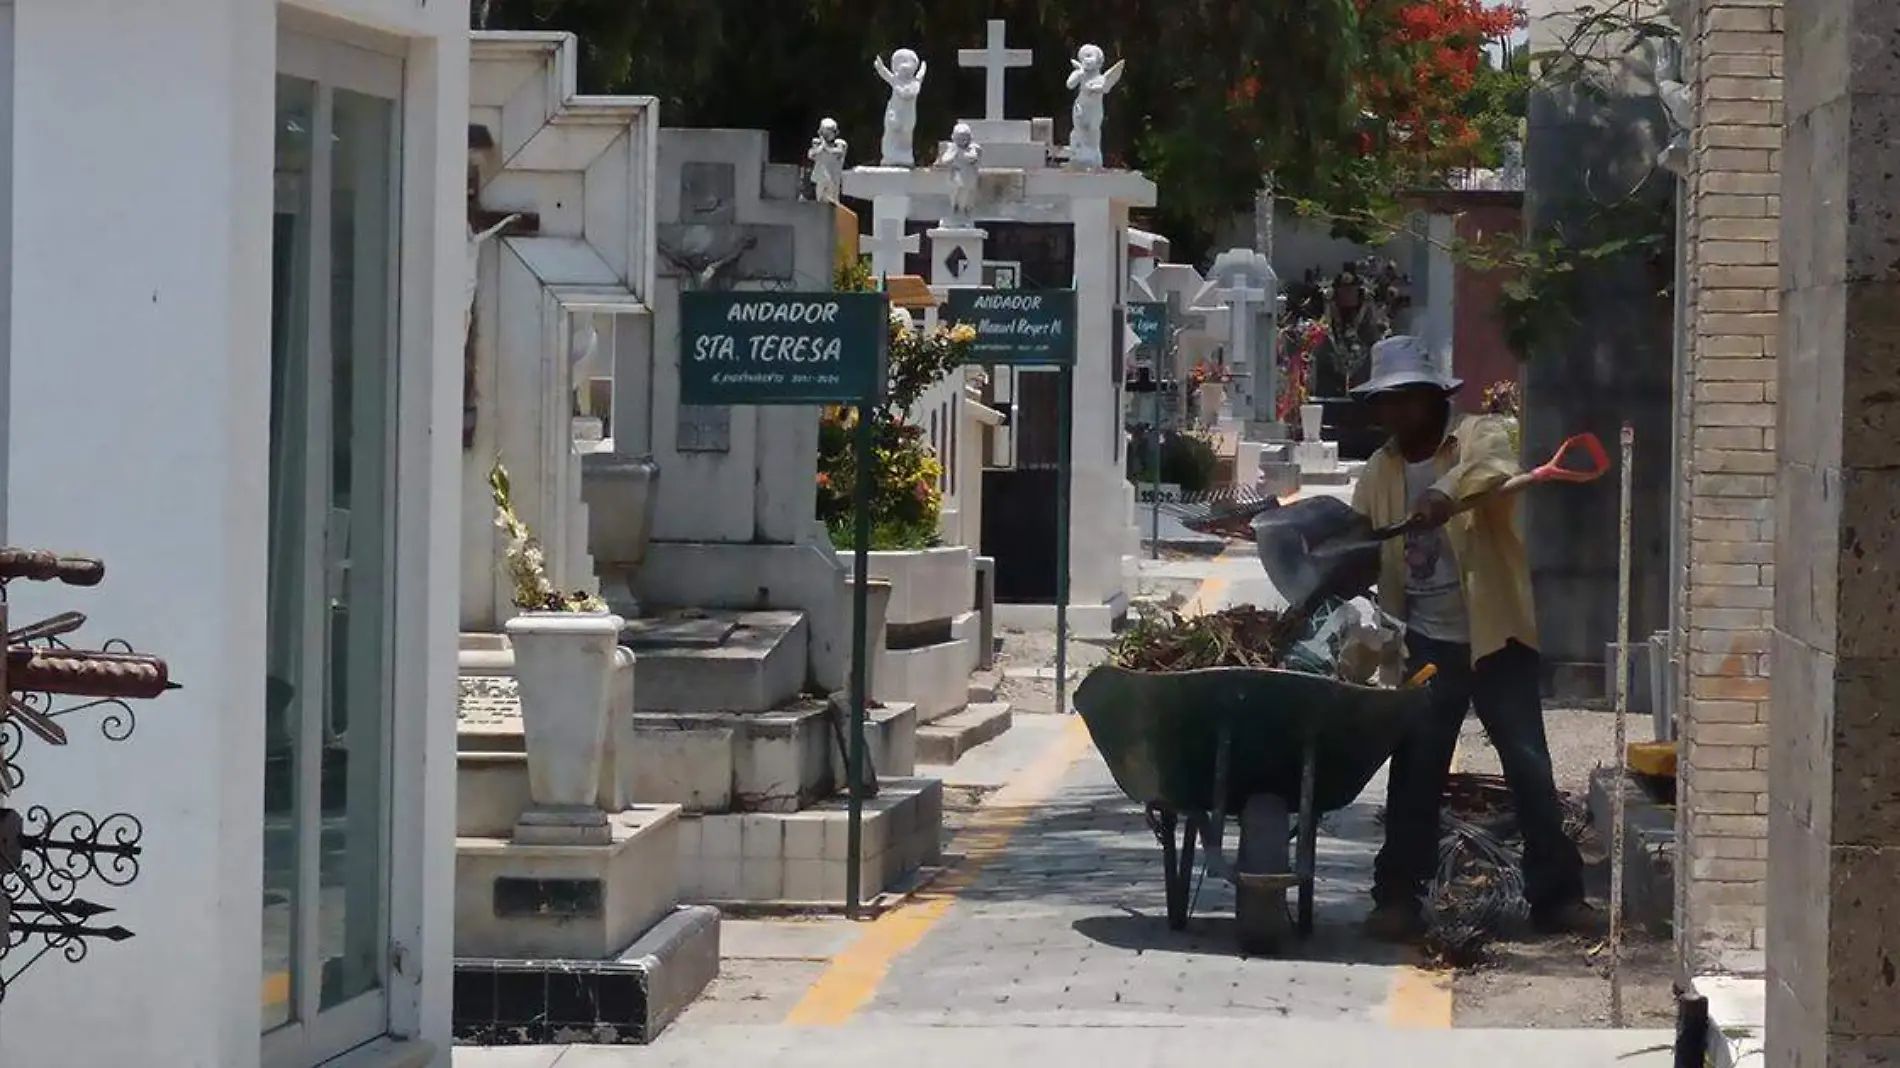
[1371,633,1584,912]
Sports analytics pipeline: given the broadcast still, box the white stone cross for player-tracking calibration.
[958,19,1033,122]
[865,216,921,279]
[1218,284,1268,420]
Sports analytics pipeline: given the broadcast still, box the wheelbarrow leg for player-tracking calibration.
[1154,806,1196,931]
[1295,730,1319,937]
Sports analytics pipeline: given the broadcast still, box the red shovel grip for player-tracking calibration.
[1529,432,1611,484]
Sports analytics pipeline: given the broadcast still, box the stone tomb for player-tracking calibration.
[453,32,716,1048]
[843,21,1155,635]
[604,125,942,906]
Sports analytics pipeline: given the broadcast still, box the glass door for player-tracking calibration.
[264,25,403,1068]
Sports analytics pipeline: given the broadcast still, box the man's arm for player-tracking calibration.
[1431,414,1519,504]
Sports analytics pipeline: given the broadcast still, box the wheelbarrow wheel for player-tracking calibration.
[1158,810,1196,931]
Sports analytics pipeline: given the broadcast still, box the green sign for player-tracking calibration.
[679,291,888,405]
[1128,302,1169,351]
[942,288,1078,367]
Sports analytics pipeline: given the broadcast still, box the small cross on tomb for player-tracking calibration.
[958,19,1033,122]
[864,217,921,279]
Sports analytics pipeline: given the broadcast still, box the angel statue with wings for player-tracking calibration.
[874,47,927,166]
[1066,43,1125,169]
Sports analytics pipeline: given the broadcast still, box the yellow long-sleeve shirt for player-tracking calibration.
[1349,412,1538,663]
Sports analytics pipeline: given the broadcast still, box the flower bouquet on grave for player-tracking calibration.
[1276,319,1327,423]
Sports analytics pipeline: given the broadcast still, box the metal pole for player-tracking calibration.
[1055,364,1074,716]
[1148,421,1162,561]
[1610,422,1635,1025]
[844,398,875,919]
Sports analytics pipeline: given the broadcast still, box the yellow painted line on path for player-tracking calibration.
[784,714,1096,1025]
[1384,738,1463,1028]
[786,553,1239,1026]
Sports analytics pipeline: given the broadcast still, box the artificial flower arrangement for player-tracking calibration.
[489,459,606,612]
[1480,378,1523,453]
[1276,318,1330,421]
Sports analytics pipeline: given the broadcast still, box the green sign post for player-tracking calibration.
[679,289,887,918]
[942,288,1080,715]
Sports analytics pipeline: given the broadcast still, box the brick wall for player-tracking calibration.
[1674,0,1780,977]
[1450,201,1523,414]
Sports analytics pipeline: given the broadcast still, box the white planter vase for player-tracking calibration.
[505,611,625,833]
[1299,403,1325,443]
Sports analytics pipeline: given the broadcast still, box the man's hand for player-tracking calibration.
[1409,489,1455,530]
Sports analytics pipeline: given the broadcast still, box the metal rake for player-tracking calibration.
[1157,486,1282,540]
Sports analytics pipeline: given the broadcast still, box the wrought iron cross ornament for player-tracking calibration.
[0,548,177,1005]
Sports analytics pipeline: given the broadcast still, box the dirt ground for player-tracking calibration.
[1450,708,1678,1028]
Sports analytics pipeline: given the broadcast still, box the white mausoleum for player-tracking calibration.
[0,1,467,1066]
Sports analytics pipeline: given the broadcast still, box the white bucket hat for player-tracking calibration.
[1349,335,1462,397]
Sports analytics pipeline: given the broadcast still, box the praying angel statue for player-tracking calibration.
[808,117,848,203]
[937,122,983,226]
[1065,43,1124,170]
[874,47,927,166]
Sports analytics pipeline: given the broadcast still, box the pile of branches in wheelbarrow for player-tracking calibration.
[1409,772,1593,968]
[1107,605,1303,671]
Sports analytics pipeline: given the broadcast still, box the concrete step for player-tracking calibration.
[675,777,945,908]
[916,702,1013,766]
[624,610,806,714]
[966,668,1003,704]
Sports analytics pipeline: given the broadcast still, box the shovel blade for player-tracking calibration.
[1252,496,1383,609]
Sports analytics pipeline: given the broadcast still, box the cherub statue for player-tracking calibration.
[937,122,983,225]
[874,47,927,166]
[1065,44,1125,170]
[808,117,848,203]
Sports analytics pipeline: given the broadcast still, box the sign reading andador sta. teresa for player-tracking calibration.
[679,291,887,405]
[941,288,1078,367]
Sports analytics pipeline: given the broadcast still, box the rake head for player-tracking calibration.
[1158,487,1282,540]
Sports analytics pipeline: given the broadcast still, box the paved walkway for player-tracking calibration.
[456,534,1675,1067]
[457,710,1671,1065]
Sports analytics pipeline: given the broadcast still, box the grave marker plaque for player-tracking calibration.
[942,288,1077,367]
[678,291,888,406]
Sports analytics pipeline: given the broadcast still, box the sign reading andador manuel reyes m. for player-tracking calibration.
[678,291,888,406]
[942,288,1078,367]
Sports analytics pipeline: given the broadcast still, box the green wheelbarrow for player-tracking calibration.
[1074,665,1434,953]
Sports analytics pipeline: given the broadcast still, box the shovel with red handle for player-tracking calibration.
[1255,432,1613,613]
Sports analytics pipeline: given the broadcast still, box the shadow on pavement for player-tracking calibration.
[1069,913,1415,968]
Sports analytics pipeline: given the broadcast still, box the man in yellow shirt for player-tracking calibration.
[1347,336,1592,942]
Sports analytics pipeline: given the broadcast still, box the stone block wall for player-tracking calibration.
[1674,0,1781,976]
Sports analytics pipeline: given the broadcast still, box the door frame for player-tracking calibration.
[265,21,405,1068]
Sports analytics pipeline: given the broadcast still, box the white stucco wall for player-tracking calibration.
[0,1,466,1065]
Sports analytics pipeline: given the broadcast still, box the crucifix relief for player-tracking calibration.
[464,125,541,449]
[657,159,799,453]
